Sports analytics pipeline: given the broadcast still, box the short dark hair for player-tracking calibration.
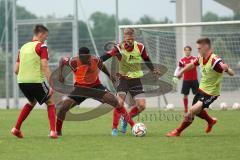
[124,28,135,35]
[78,47,90,55]
[33,24,48,35]
[196,37,211,46]
[184,45,192,51]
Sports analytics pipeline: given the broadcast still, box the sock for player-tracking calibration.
[197,110,213,124]
[183,97,188,113]
[56,118,63,133]
[47,104,56,131]
[118,107,135,128]
[129,106,139,118]
[112,108,121,129]
[15,103,34,130]
[176,116,193,133]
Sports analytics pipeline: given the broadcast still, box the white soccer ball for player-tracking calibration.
[166,103,175,111]
[220,102,228,110]
[232,103,240,110]
[132,123,147,137]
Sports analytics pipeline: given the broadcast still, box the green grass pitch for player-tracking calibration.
[0,109,240,160]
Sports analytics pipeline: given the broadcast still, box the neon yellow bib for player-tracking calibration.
[199,54,223,96]
[119,41,144,78]
[18,41,44,83]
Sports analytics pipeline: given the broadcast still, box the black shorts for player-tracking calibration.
[117,77,144,98]
[19,82,50,105]
[192,91,218,108]
[181,80,199,95]
[68,84,108,105]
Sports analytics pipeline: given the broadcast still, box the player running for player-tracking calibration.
[100,28,160,136]
[12,25,58,138]
[56,47,135,136]
[173,46,199,113]
[166,37,235,137]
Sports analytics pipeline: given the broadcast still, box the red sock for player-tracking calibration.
[197,110,213,124]
[56,118,63,133]
[112,108,121,129]
[15,103,34,130]
[118,107,135,128]
[129,106,139,118]
[47,104,56,131]
[176,116,193,133]
[183,97,188,113]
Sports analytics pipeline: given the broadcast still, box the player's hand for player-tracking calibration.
[59,75,65,83]
[172,77,179,84]
[152,68,161,75]
[176,71,183,79]
[48,87,54,97]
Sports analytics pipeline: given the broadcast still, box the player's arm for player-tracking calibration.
[100,45,121,62]
[41,59,52,83]
[38,44,52,83]
[98,59,116,82]
[58,57,65,83]
[225,67,235,76]
[177,62,195,78]
[220,62,235,76]
[174,60,184,77]
[14,52,20,75]
[212,57,235,76]
[14,62,20,75]
[140,46,160,75]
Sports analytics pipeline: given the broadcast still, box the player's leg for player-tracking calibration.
[45,96,58,138]
[30,82,57,138]
[11,83,37,138]
[101,91,135,127]
[120,78,145,133]
[194,90,218,133]
[166,100,203,137]
[111,76,129,134]
[181,80,190,113]
[128,78,146,118]
[91,84,135,136]
[56,97,79,136]
[130,97,145,118]
[56,87,86,136]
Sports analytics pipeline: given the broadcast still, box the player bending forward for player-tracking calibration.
[12,25,58,138]
[101,28,160,136]
[173,46,199,113]
[166,37,235,137]
[56,47,135,136]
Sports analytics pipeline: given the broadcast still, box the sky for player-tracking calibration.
[16,0,233,22]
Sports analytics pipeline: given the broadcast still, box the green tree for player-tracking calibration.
[0,2,37,43]
[120,18,133,25]
[202,12,219,22]
[136,15,157,24]
[90,12,115,38]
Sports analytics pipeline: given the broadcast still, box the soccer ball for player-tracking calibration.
[232,103,240,110]
[220,102,228,111]
[132,123,147,137]
[166,103,175,111]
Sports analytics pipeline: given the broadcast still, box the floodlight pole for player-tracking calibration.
[5,0,10,109]
[115,0,119,42]
[12,0,19,108]
[73,0,79,56]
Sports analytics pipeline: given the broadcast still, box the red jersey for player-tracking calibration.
[17,40,49,62]
[62,56,101,87]
[107,42,149,60]
[193,52,224,73]
[179,56,198,80]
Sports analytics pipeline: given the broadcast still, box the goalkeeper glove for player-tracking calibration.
[172,77,179,84]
